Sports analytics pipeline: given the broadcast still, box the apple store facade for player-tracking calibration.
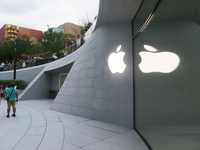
[0,0,200,149]
[133,0,200,149]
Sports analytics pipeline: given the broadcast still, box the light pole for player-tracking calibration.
[14,34,18,79]
[5,24,19,79]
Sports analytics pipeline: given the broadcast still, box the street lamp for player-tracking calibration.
[14,34,18,79]
[5,24,19,79]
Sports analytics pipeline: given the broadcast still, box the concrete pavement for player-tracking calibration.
[0,99,148,150]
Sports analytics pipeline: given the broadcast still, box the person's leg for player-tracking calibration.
[11,101,16,117]
[7,101,11,117]
[7,106,11,116]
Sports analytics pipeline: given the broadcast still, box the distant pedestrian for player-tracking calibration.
[22,60,26,68]
[81,33,85,46]
[1,62,5,70]
[76,34,81,48]
[6,83,18,117]
[0,62,4,71]
[0,85,2,98]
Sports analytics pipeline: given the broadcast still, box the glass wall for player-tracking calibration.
[133,0,200,149]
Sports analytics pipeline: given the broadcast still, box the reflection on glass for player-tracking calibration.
[133,0,200,149]
[143,44,157,52]
[138,45,180,73]
[132,0,158,37]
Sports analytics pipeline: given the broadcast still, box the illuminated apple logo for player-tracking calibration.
[138,45,180,73]
[108,45,126,73]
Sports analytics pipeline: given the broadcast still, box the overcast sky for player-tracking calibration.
[0,0,99,32]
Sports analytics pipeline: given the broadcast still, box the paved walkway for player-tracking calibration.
[0,99,148,150]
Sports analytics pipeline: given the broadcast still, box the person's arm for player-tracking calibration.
[16,93,18,102]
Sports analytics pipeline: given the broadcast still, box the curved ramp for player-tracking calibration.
[0,0,142,128]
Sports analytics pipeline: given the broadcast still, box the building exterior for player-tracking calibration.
[52,28,64,33]
[58,22,82,36]
[0,0,200,149]
[0,24,7,42]
[0,24,43,42]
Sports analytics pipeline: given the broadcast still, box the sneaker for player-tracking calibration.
[12,114,16,117]
[6,115,10,118]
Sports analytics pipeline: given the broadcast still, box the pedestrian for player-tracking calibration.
[1,61,5,71]
[6,83,18,117]
[0,85,5,98]
[22,60,26,68]
[5,85,8,90]
[0,85,2,98]
[76,34,81,48]
[81,33,85,46]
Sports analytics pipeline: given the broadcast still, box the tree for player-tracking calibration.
[0,34,33,62]
[0,39,15,62]
[41,28,76,53]
[62,33,76,45]
[28,44,46,56]
[79,14,93,34]
[17,34,33,56]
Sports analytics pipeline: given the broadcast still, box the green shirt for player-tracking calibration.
[6,88,18,101]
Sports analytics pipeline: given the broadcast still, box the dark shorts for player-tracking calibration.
[7,100,16,107]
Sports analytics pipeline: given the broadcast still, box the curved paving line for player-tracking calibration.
[18,102,65,150]
[36,110,65,150]
[12,104,47,150]
[11,104,33,149]
[53,112,65,150]
[0,101,32,150]
[41,110,65,150]
[60,116,65,150]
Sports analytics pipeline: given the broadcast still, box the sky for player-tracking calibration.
[0,0,99,32]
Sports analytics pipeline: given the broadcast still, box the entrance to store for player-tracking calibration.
[59,73,67,89]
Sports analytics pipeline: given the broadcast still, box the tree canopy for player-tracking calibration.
[41,28,76,53]
[0,34,32,62]
[0,28,77,62]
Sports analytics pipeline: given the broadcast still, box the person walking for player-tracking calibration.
[6,83,18,117]
[0,86,2,98]
[1,61,5,71]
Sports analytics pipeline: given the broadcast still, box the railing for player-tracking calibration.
[0,17,98,72]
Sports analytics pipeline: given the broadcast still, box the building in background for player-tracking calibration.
[0,24,43,44]
[52,28,64,33]
[57,22,82,36]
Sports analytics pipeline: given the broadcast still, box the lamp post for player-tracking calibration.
[5,24,19,79]
[14,34,18,79]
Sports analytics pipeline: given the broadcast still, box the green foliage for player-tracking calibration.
[0,79,26,89]
[0,40,14,62]
[41,28,76,53]
[62,34,76,45]
[79,14,93,34]
[0,29,76,62]
[17,34,33,55]
[27,43,46,55]
[0,34,32,62]
[80,22,92,34]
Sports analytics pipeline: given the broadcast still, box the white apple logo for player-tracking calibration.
[138,45,180,73]
[108,45,126,73]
